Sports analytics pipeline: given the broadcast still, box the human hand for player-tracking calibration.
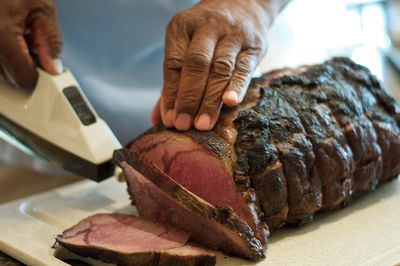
[151,0,272,131]
[0,0,63,90]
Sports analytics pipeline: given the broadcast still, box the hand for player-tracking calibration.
[151,0,272,131]
[0,0,63,90]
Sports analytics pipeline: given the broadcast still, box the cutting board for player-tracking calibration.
[0,177,400,266]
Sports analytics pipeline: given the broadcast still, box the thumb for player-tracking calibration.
[26,2,64,75]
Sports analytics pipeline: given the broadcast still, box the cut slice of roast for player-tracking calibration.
[56,213,216,266]
[113,150,266,260]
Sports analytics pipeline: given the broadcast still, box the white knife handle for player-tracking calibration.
[0,68,121,164]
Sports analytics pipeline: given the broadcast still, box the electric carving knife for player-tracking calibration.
[0,68,122,182]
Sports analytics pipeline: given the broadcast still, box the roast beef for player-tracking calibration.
[58,58,400,264]
[114,153,266,260]
[56,213,216,266]
[114,57,400,260]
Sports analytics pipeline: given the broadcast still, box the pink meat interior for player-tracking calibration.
[58,213,189,253]
[130,133,249,220]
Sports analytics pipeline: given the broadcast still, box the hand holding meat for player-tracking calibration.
[0,0,63,90]
[152,0,289,131]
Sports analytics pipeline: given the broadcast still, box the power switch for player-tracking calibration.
[63,86,96,126]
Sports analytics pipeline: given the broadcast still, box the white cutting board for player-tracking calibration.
[0,177,400,266]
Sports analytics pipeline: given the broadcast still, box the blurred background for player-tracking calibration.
[1,0,400,202]
[259,0,400,95]
[49,0,400,144]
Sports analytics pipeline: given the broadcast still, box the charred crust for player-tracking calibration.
[234,109,273,176]
[230,57,400,229]
[182,130,230,160]
[269,75,318,88]
[219,207,234,229]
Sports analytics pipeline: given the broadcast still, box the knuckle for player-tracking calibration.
[164,57,183,71]
[186,52,211,70]
[202,98,220,111]
[161,87,178,103]
[168,10,190,30]
[235,55,255,76]
[211,56,234,77]
[231,75,247,86]
[203,89,223,106]
[231,71,252,90]
[48,0,57,10]
[31,0,57,16]
[178,96,199,113]
[42,0,57,12]
[172,10,187,23]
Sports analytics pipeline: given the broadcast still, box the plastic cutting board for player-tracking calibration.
[0,177,399,266]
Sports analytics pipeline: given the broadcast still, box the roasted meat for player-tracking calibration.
[114,58,400,260]
[58,58,400,264]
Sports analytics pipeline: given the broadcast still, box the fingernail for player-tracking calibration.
[224,90,238,103]
[53,59,63,74]
[175,113,192,131]
[164,109,174,127]
[196,113,211,131]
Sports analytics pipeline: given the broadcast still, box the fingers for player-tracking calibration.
[0,31,37,89]
[173,30,217,131]
[26,0,63,75]
[160,5,268,131]
[194,37,241,131]
[0,0,63,89]
[161,15,191,128]
[222,49,259,107]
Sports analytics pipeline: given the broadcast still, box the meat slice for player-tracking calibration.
[56,213,216,266]
[114,149,266,260]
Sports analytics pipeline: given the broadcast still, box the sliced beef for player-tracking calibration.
[114,150,265,260]
[127,130,268,245]
[121,58,400,239]
[56,213,216,266]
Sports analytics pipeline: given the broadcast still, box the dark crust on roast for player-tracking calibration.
[56,241,216,266]
[234,57,400,229]
[113,149,265,260]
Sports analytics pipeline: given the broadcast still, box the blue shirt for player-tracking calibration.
[55,0,198,144]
